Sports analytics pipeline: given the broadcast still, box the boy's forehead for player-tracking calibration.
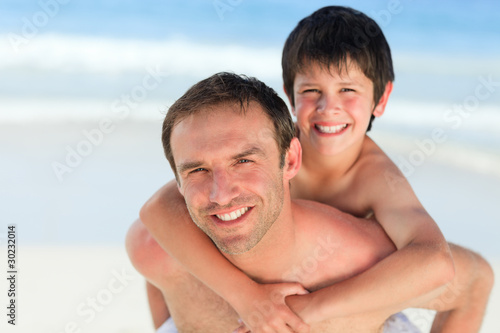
[299,59,366,80]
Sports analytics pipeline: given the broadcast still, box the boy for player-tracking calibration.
[134,6,493,332]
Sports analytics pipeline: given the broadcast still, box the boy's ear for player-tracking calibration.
[372,81,393,117]
[284,84,296,116]
[283,137,302,180]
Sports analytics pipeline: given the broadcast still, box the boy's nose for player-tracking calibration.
[317,94,341,114]
[209,169,238,206]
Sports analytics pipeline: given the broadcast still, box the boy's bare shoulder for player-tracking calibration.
[350,136,410,201]
[355,136,404,182]
[140,180,185,225]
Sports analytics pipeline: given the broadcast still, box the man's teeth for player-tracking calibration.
[216,207,249,221]
[315,124,348,133]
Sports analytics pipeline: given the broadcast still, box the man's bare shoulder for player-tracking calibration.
[290,199,396,283]
[291,199,392,243]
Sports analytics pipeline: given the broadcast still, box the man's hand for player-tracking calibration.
[232,282,310,333]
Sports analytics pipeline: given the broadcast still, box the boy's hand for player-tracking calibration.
[232,282,310,333]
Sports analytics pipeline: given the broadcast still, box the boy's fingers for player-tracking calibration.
[232,325,250,333]
[285,312,310,333]
[281,282,309,296]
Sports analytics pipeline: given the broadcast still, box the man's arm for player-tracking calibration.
[140,180,309,333]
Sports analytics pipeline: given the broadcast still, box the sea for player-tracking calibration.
[1,0,499,258]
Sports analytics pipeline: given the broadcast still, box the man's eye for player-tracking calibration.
[238,159,252,164]
[190,168,206,174]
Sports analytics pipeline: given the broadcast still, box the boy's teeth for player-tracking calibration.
[216,207,249,221]
[315,124,347,133]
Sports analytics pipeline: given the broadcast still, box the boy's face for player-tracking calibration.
[291,61,387,157]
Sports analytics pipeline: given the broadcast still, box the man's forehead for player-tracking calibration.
[171,103,277,159]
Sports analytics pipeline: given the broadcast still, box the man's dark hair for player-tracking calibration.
[162,72,295,181]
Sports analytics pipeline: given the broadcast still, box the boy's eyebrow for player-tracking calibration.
[338,79,361,86]
[296,79,362,87]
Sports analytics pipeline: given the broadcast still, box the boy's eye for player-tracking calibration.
[341,88,355,92]
[303,89,320,94]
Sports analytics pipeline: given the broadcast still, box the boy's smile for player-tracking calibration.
[291,61,383,157]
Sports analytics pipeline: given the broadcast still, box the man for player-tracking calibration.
[127,72,493,332]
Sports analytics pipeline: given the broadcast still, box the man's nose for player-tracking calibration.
[209,169,238,206]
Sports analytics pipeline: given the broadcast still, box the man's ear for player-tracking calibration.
[176,178,183,195]
[283,137,302,180]
[373,81,393,117]
[284,84,296,116]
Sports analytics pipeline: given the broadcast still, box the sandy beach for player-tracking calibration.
[0,246,497,332]
[2,1,499,332]
[1,120,499,332]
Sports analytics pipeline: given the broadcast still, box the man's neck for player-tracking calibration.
[223,198,298,284]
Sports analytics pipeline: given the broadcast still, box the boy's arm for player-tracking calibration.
[140,180,310,333]
[287,243,494,332]
[146,281,170,330]
[285,158,456,322]
[421,244,494,333]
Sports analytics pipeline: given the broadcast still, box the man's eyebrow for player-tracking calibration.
[177,147,266,175]
[232,146,266,160]
[177,161,203,175]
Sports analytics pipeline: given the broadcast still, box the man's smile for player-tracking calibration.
[215,206,251,221]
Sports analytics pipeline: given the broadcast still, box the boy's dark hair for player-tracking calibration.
[282,6,394,131]
[162,72,295,181]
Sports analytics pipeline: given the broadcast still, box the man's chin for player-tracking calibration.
[214,235,253,255]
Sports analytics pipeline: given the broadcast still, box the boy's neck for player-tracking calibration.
[299,135,366,180]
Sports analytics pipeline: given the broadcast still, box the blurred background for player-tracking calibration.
[1,0,499,332]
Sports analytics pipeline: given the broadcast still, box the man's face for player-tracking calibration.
[171,103,285,255]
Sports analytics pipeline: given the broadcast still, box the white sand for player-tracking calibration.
[0,247,498,332]
[0,246,151,333]
[1,120,498,332]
